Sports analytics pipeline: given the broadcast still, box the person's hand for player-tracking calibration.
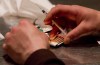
[3,20,49,64]
[44,5,100,44]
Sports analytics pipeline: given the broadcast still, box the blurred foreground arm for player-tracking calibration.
[3,20,64,65]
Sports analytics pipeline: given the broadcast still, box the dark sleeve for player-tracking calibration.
[24,49,65,65]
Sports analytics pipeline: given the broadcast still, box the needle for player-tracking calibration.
[52,20,67,35]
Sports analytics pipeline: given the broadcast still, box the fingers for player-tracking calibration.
[44,4,78,25]
[64,22,91,44]
[11,26,18,34]
[19,19,33,27]
[4,32,12,43]
[3,32,12,52]
[19,19,39,31]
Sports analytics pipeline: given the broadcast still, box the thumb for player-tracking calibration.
[64,22,90,44]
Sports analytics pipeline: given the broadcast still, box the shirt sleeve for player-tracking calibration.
[24,49,65,65]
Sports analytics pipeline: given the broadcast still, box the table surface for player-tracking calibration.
[0,40,100,65]
[0,0,100,65]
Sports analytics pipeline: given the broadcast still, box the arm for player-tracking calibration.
[3,20,64,65]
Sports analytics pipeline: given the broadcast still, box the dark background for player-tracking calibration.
[49,0,100,10]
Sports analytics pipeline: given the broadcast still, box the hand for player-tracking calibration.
[44,5,100,44]
[3,20,49,64]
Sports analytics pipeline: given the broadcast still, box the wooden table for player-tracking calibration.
[0,39,100,65]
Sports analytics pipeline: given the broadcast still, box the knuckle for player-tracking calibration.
[71,5,81,9]
[5,32,12,44]
[19,19,26,25]
[56,5,63,10]
[71,5,80,7]
[56,4,63,7]
[5,32,11,38]
[51,7,56,11]
[11,26,19,33]
[82,25,92,32]
[52,4,62,11]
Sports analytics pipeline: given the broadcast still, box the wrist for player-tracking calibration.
[22,48,48,65]
[24,49,57,65]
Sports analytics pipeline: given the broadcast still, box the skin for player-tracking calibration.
[3,20,49,64]
[2,5,100,64]
[44,5,100,44]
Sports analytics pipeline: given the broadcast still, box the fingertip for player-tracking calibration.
[44,15,53,25]
[64,37,71,44]
[44,7,56,25]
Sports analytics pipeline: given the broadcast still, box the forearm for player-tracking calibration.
[24,49,65,65]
